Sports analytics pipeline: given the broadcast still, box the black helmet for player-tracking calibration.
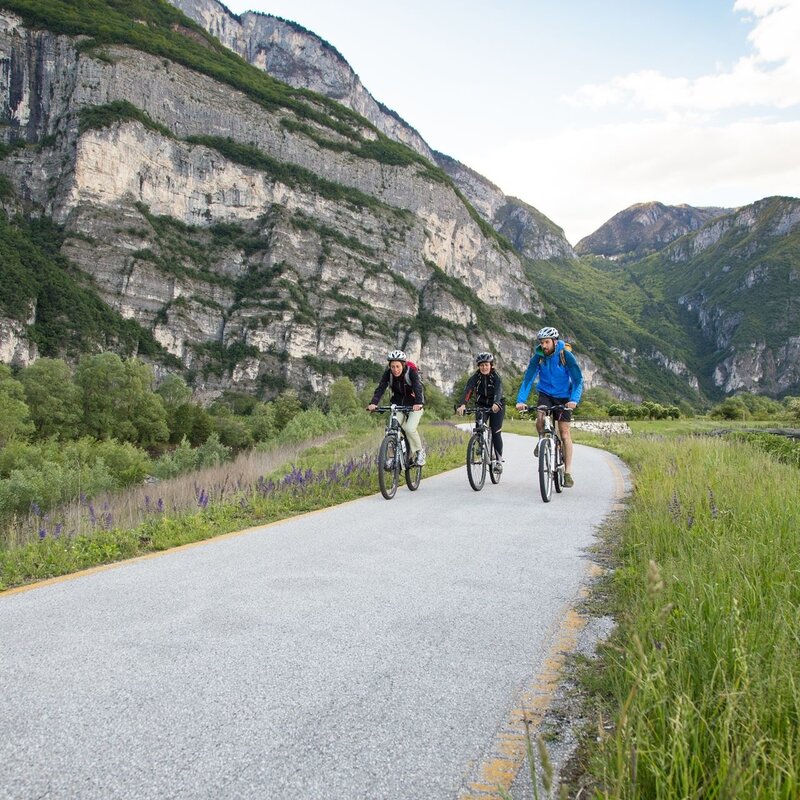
[475,352,494,365]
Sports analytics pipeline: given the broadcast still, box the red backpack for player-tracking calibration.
[404,361,423,394]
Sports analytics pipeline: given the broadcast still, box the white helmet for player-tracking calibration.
[387,349,407,362]
[536,326,559,340]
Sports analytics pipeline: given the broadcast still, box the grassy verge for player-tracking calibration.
[0,421,466,591]
[562,425,800,797]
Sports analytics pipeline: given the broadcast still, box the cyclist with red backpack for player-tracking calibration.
[367,350,426,465]
[515,327,583,487]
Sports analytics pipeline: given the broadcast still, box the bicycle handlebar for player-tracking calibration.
[375,404,416,413]
[461,406,494,415]
[518,403,569,413]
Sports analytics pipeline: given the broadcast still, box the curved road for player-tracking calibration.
[0,434,628,800]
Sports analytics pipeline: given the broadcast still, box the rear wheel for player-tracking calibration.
[405,435,422,491]
[378,435,400,499]
[489,437,502,484]
[538,436,553,502]
[467,433,487,491]
[554,437,564,493]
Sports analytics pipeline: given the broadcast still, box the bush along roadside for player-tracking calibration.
[0,424,467,591]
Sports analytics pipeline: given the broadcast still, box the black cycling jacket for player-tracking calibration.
[370,364,424,406]
[460,370,504,408]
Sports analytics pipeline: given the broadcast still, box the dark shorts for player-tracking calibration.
[536,392,572,422]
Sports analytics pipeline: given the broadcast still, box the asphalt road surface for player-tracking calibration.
[0,433,628,800]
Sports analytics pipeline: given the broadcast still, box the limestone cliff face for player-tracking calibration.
[167,0,576,263]
[0,10,545,397]
[433,152,576,261]
[667,197,800,396]
[169,0,435,162]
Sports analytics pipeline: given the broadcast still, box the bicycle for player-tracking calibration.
[464,406,503,491]
[521,404,566,502]
[375,405,422,500]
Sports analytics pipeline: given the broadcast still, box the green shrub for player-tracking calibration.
[194,432,231,468]
[151,437,199,480]
[277,408,343,443]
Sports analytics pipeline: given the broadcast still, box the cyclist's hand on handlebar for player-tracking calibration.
[491,403,500,413]
[456,404,466,416]
[367,404,377,412]
[412,404,423,412]
[515,402,528,412]
[566,401,577,410]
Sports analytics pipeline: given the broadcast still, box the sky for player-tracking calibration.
[219,0,800,244]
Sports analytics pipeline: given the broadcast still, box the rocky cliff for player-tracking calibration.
[629,197,800,396]
[0,5,547,399]
[167,0,576,264]
[168,0,436,163]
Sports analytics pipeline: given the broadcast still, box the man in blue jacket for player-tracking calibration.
[515,326,583,487]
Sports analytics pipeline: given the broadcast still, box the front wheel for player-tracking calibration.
[489,438,502,484]
[538,436,553,502]
[378,434,400,500]
[466,433,487,491]
[405,435,422,491]
[554,437,564,493]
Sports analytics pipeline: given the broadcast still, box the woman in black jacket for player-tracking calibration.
[456,352,504,467]
[367,349,426,465]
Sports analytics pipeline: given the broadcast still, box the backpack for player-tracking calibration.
[534,342,572,368]
[404,360,423,387]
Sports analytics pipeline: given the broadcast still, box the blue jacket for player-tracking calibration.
[516,340,584,405]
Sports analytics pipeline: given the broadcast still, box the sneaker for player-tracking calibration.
[415,448,426,466]
[493,461,503,474]
[384,459,394,470]
[563,472,574,488]
[533,440,540,457]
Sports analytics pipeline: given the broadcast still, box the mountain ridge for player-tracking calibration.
[1,0,797,405]
[576,200,732,259]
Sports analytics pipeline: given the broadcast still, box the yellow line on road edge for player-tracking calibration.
[1,498,367,598]
[459,450,628,799]
[457,585,595,800]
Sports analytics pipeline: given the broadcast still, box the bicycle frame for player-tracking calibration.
[375,404,422,499]
[464,406,502,491]
[535,404,566,502]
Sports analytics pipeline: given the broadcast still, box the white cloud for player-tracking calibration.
[471,119,800,244]
[564,1,800,115]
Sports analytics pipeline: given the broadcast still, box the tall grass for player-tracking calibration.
[0,423,466,590]
[585,433,800,798]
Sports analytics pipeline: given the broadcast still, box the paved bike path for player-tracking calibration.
[0,434,628,800]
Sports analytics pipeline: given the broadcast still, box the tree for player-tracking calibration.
[0,364,34,445]
[784,396,800,421]
[156,374,192,409]
[19,358,82,440]
[250,402,278,442]
[212,413,253,449]
[171,402,213,446]
[75,353,168,446]
[328,377,359,415]
[273,389,302,431]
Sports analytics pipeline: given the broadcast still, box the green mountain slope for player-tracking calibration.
[601,197,800,398]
